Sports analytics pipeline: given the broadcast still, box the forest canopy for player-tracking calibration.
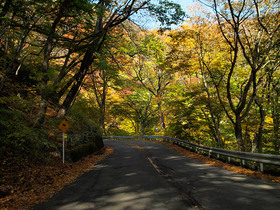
[0,0,279,163]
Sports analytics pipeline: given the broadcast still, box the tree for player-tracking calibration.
[37,0,185,126]
[126,32,172,133]
[0,0,185,128]
[167,12,227,147]
[0,0,53,89]
[89,48,120,133]
[199,0,280,151]
[267,65,280,153]
[125,89,157,135]
[55,0,185,118]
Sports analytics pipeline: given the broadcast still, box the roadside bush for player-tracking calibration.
[67,97,101,134]
[0,94,58,160]
[68,135,104,162]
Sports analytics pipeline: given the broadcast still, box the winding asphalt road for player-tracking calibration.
[35,140,280,210]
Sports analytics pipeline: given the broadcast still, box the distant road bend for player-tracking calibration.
[35,140,280,210]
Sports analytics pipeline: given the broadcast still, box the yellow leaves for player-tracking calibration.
[265,116,273,125]
[264,116,274,130]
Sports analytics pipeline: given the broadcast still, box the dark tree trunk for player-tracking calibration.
[157,101,165,134]
[252,99,265,153]
[140,123,146,136]
[272,101,280,153]
[100,93,106,132]
[33,0,71,127]
[57,50,95,118]
[234,116,245,151]
[273,114,280,153]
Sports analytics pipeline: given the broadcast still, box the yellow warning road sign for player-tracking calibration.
[58,119,70,133]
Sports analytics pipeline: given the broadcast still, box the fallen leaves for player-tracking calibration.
[1,140,279,210]
[159,141,280,183]
[0,146,114,210]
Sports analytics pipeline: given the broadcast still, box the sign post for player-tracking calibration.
[62,133,65,164]
[58,120,70,164]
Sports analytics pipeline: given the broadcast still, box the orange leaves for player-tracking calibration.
[160,141,280,183]
[0,146,114,209]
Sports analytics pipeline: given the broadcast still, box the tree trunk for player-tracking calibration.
[100,102,106,132]
[57,72,79,101]
[272,105,280,153]
[157,101,165,134]
[214,124,223,148]
[252,99,265,153]
[234,116,245,151]
[57,51,94,118]
[57,0,107,118]
[140,123,146,136]
[96,71,107,133]
[33,0,71,127]
[273,115,280,153]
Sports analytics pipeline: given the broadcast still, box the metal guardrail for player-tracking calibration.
[103,135,280,172]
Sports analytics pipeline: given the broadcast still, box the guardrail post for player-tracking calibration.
[259,163,263,172]
[228,157,231,163]
[242,160,245,166]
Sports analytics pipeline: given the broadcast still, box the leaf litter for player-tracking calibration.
[1,140,279,210]
[0,146,113,210]
[159,141,280,183]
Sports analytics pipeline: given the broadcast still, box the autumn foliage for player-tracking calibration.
[0,146,113,209]
[0,0,280,208]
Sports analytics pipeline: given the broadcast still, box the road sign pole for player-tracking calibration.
[58,119,70,164]
[63,133,65,164]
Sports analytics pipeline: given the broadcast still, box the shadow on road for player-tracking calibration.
[34,140,280,210]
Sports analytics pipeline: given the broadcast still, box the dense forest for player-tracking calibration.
[0,0,279,167]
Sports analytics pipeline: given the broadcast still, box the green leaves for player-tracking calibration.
[147,0,186,29]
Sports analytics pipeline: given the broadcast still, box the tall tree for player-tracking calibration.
[34,0,75,127]
[200,0,280,151]
[35,0,185,125]
[127,33,171,133]
[167,13,227,147]
[56,0,185,119]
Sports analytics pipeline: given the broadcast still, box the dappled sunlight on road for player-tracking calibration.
[35,140,280,210]
[116,140,280,210]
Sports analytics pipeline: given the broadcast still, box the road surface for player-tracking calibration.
[35,140,280,210]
